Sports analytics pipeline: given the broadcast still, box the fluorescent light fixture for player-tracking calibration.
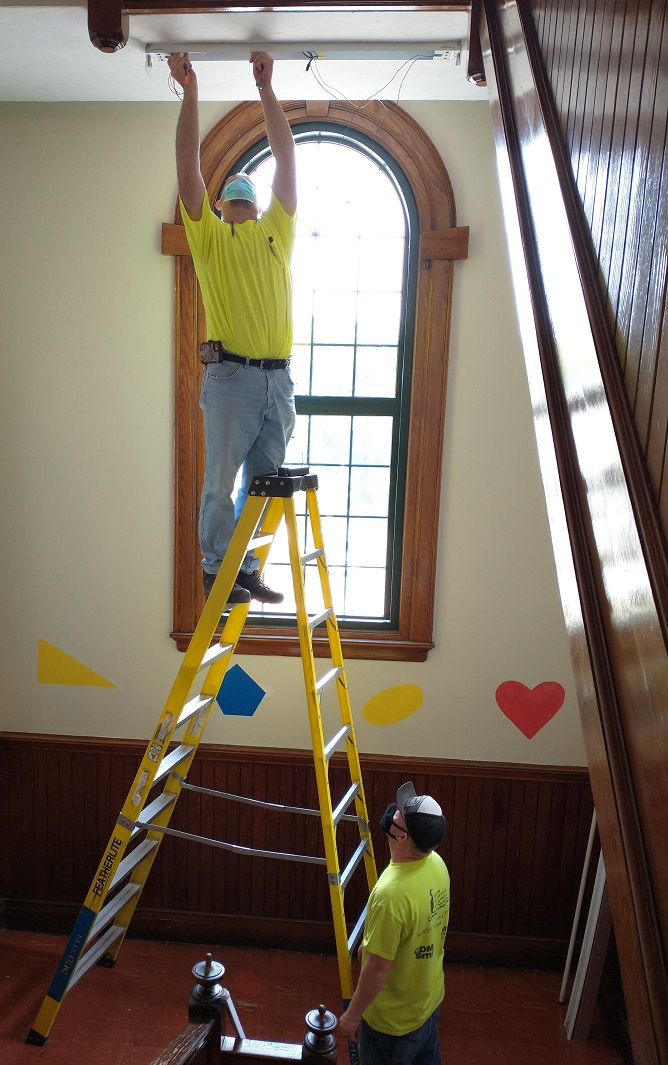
[146,42,461,64]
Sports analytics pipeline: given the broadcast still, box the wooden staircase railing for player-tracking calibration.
[150,954,338,1065]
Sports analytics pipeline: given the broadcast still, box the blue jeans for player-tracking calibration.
[199,361,295,575]
[360,1008,441,1065]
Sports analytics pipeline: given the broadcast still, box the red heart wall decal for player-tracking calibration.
[495,681,565,738]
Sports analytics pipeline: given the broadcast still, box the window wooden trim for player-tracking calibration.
[162,100,468,661]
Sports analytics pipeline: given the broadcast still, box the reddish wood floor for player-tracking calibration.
[1,930,624,1064]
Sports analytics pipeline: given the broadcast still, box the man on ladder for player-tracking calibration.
[168,49,297,610]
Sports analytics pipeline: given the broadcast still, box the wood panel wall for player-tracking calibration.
[479,0,668,1060]
[531,0,668,534]
[0,734,593,967]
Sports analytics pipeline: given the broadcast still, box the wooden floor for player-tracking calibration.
[2,930,625,1065]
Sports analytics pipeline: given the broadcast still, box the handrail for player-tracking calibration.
[149,1020,214,1065]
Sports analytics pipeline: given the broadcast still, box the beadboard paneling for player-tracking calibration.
[0,734,593,966]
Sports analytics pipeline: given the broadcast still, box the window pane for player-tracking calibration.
[293,288,314,345]
[285,413,309,464]
[346,518,388,566]
[311,346,354,397]
[308,415,352,464]
[312,466,350,516]
[358,236,405,292]
[314,236,359,291]
[319,515,350,566]
[352,417,393,465]
[350,467,390,517]
[356,292,402,345]
[313,291,357,344]
[343,566,387,618]
[354,347,398,398]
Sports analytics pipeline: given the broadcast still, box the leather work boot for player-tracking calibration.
[234,570,284,604]
[203,570,251,610]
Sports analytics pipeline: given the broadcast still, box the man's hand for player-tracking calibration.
[250,51,273,91]
[337,1008,360,1043]
[168,52,195,90]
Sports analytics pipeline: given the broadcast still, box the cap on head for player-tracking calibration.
[223,175,257,203]
[396,781,446,853]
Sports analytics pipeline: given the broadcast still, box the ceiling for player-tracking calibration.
[0,3,486,102]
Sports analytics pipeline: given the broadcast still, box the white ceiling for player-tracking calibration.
[0,3,486,102]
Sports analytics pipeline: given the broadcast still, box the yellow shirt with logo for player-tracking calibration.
[361,852,450,1036]
[180,190,296,360]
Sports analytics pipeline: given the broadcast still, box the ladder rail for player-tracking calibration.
[306,486,378,891]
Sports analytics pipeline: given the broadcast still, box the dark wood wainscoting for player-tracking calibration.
[0,733,593,967]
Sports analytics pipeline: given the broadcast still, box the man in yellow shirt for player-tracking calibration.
[338,783,450,1065]
[168,51,297,608]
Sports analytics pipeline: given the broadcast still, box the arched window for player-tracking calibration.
[163,101,468,661]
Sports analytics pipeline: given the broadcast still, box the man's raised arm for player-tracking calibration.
[169,52,206,221]
[251,52,297,216]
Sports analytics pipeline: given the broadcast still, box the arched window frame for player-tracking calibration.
[162,100,468,662]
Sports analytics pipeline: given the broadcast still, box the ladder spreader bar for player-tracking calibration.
[135,820,328,866]
[332,782,361,826]
[340,837,370,892]
[324,724,351,761]
[178,782,323,818]
[348,904,368,956]
[88,882,141,942]
[68,925,125,993]
[309,607,333,630]
[108,838,159,892]
[316,666,343,696]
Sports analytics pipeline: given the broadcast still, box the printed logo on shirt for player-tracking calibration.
[414,943,434,960]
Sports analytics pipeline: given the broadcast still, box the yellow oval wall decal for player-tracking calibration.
[363,684,424,725]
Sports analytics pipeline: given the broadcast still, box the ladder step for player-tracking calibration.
[68,925,125,992]
[309,607,333,630]
[323,724,351,761]
[154,744,195,785]
[348,903,368,955]
[88,882,141,941]
[108,838,159,892]
[177,694,215,730]
[340,837,370,891]
[249,533,274,550]
[302,547,324,564]
[332,782,360,826]
[316,666,343,697]
[199,642,234,671]
[130,792,176,836]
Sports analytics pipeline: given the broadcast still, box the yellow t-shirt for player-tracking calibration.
[361,852,450,1036]
[180,190,296,360]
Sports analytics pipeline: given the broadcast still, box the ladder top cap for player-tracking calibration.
[249,470,318,497]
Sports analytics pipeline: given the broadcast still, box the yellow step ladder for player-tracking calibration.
[27,468,377,1047]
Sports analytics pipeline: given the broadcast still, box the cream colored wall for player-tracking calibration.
[0,100,584,765]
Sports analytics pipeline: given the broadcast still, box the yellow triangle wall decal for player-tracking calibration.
[37,639,117,688]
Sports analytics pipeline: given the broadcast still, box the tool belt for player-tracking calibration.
[200,340,290,371]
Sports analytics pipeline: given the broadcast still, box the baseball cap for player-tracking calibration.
[223,175,257,202]
[396,781,446,853]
